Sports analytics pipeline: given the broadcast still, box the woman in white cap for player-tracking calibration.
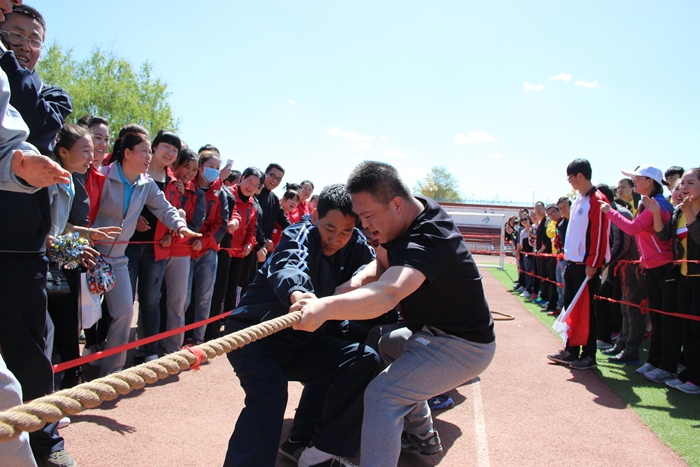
[599,164,680,384]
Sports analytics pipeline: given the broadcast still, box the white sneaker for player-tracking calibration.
[519,291,530,298]
[635,362,656,375]
[298,446,357,467]
[58,416,71,429]
[677,381,700,395]
[665,378,685,389]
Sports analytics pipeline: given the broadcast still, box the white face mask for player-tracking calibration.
[202,167,219,183]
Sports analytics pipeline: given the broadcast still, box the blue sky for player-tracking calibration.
[28,1,700,204]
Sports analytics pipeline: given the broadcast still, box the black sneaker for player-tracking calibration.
[607,351,641,365]
[547,350,576,365]
[600,346,623,356]
[279,437,309,462]
[401,430,443,455]
[570,356,597,370]
[41,450,77,467]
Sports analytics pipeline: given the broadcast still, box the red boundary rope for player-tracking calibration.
[54,310,231,373]
[512,261,700,323]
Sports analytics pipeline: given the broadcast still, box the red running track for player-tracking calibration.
[58,261,687,466]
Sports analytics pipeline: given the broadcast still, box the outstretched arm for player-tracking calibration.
[291,264,425,332]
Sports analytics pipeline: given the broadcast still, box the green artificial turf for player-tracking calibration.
[489,263,700,467]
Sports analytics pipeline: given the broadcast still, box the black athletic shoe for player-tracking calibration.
[547,349,577,365]
[279,437,309,462]
[401,430,443,455]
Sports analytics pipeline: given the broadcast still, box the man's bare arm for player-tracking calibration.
[291,265,425,332]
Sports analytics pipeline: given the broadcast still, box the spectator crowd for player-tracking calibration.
[505,159,699,396]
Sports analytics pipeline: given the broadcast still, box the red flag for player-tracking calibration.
[553,277,590,346]
[565,282,590,346]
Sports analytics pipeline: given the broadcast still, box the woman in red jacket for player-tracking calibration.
[187,149,229,344]
[223,167,263,312]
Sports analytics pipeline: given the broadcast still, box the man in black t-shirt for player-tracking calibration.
[292,161,495,467]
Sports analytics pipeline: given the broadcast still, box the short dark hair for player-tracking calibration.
[226,170,241,184]
[282,189,301,202]
[152,130,181,153]
[665,166,684,179]
[117,123,149,139]
[301,180,314,190]
[265,163,285,175]
[198,144,220,155]
[346,161,412,204]
[556,196,572,206]
[596,184,616,210]
[317,184,356,220]
[285,182,302,193]
[52,124,90,163]
[198,149,220,168]
[241,167,264,181]
[535,201,545,208]
[545,204,559,212]
[112,132,150,164]
[77,115,109,129]
[566,158,592,181]
[175,148,198,168]
[618,178,634,188]
[11,5,46,40]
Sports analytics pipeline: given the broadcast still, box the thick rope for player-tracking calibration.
[0,311,302,442]
[492,310,515,321]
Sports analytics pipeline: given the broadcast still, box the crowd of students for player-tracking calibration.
[505,159,699,396]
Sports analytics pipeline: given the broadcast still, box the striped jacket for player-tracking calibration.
[564,186,610,268]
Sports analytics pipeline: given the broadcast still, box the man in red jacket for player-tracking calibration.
[548,158,610,369]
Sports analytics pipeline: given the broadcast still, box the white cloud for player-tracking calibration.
[523,82,544,93]
[344,142,372,151]
[401,166,431,187]
[382,148,408,159]
[288,99,296,104]
[575,79,598,88]
[327,126,375,141]
[489,153,503,159]
[549,73,572,82]
[454,131,498,145]
[380,136,388,141]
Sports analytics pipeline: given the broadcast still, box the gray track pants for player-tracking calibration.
[361,326,496,467]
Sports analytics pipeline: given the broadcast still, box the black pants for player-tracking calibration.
[0,254,63,458]
[677,275,700,386]
[564,262,599,360]
[595,277,622,344]
[204,235,232,341]
[643,263,682,372]
[223,318,379,467]
[545,257,558,310]
[47,267,81,385]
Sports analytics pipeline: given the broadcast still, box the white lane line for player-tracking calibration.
[472,380,491,467]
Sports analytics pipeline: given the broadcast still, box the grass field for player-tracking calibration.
[488,263,700,467]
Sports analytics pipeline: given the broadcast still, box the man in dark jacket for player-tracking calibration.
[222,184,379,467]
[257,163,291,252]
[0,5,74,467]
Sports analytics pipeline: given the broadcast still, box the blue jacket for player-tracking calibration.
[228,219,375,334]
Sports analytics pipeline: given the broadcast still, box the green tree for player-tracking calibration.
[414,166,464,202]
[37,43,178,140]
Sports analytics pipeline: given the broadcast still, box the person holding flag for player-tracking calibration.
[548,159,610,369]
